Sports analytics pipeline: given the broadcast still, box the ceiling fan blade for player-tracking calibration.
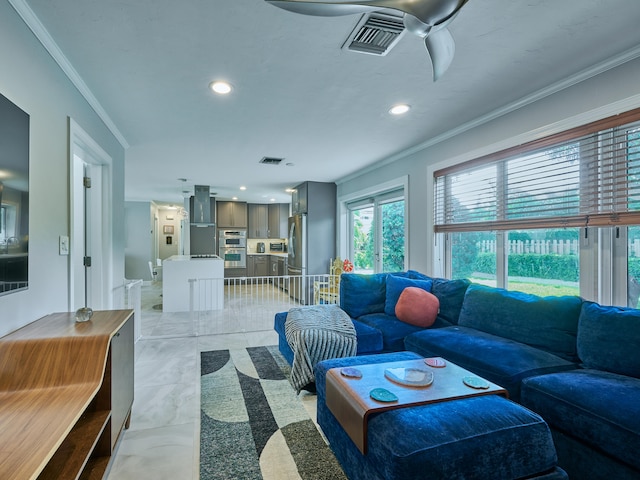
[267,0,468,23]
[424,27,455,81]
[266,0,375,16]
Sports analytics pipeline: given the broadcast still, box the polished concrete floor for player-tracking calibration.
[107,282,317,480]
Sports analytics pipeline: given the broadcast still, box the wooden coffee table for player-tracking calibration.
[325,357,508,453]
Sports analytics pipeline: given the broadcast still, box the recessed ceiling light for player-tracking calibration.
[232,196,238,200]
[270,198,276,202]
[239,186,246,190]
[389,104,411,115]
[209,81,232,95]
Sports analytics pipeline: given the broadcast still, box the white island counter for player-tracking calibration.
[162,255,224,312]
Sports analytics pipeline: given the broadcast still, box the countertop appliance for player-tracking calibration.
[257,242,265,253]
[270,242,285,252]
[219,229,247,268]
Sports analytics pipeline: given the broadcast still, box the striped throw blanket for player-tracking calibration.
[285,304,357,393]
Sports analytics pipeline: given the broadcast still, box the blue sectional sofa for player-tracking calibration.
[273,271,640,479]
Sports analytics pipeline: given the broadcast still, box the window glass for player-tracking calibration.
[381,200,405,272]
[351,206,374,273]
[628,226,640,307]
[451,231,496,286]
[506,229,580,296]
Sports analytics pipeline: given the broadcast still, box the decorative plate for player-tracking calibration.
[425,357,446,368]
[463,376,490,389]
[340,367,363,378]
[384,367,434,387]
[370,388,398,403]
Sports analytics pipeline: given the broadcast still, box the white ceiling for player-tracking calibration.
[17,0,640,205]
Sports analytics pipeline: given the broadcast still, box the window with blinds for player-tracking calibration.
[434,108,640,233]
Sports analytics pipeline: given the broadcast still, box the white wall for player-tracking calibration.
[337,57,640,276]
[0,2,125,336]
[125,201,152,281]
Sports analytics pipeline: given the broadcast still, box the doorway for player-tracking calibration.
[69,119,113,311]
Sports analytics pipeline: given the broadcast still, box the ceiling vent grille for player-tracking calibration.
[342,13,405,56]
[260,156,284,165]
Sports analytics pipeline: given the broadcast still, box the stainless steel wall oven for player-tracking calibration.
[218,230,247,268]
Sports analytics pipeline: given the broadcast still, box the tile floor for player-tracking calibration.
[106,282,317,480]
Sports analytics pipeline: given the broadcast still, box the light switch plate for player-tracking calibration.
[59,235,69,255]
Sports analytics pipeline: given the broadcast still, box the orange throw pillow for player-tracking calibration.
[395,287,440,327]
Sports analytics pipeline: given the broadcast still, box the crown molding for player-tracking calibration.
[8,0,129,149]
[337,44,640,185]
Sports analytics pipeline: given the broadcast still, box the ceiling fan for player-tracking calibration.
[265,0,470,81]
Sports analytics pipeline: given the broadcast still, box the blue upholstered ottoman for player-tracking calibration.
[315,352,568,480]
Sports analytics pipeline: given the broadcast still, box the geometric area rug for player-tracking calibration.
[200,345,347,479]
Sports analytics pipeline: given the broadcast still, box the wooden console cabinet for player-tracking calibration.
[0,310,134,480]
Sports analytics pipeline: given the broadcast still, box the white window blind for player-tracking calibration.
[434,108,640,233]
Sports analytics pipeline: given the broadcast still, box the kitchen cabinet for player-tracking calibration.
[216,201,247,228]
[248,204,269,238]
[268,203,289,238]
[269,255,279,276]
[224,267,246,278]
[291,182,308,214]
[269,255,287,287]
[247,255,268,277]
[110,316,135,450]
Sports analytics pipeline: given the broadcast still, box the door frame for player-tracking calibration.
[69,118,113,311]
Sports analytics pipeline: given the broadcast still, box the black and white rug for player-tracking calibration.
[199,346,347,479]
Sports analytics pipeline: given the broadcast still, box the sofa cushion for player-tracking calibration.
[405,326,577,400]
[430,277,470,324]
[521,369,640,471]
[351,319,384,354]
[366,396,559,480]
[384,275,433,316]
[458,284,582,361]
[395,287,439,327]
[577,301,640,378]
[340,273,388,318]
[356,312,424,352]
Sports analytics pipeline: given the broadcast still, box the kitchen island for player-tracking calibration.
[162,255,224,312]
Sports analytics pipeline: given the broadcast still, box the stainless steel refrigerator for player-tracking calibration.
[287,214,307,303]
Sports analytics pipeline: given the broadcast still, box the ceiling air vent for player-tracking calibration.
[260,157,284,165]
[342,12,405,56]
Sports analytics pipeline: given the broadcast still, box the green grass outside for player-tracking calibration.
[470,277,580,297]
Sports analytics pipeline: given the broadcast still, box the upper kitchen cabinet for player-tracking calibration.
[268,203,289,238]
[248,204,269,238]
[291,182,308,215]
[216,201,248,228]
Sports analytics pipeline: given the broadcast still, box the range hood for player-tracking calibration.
[190,185,215,226]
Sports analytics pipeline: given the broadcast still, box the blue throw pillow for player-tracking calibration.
[577,301,640,378]
[384,275,432,317]
[431,278,471,324]
[340,273,388,318]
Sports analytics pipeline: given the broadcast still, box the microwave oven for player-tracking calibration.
[270,242,285,252]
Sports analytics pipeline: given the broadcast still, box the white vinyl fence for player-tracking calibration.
[187,274,338,336]
[479,239,579,255]
[112,278,143,341]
